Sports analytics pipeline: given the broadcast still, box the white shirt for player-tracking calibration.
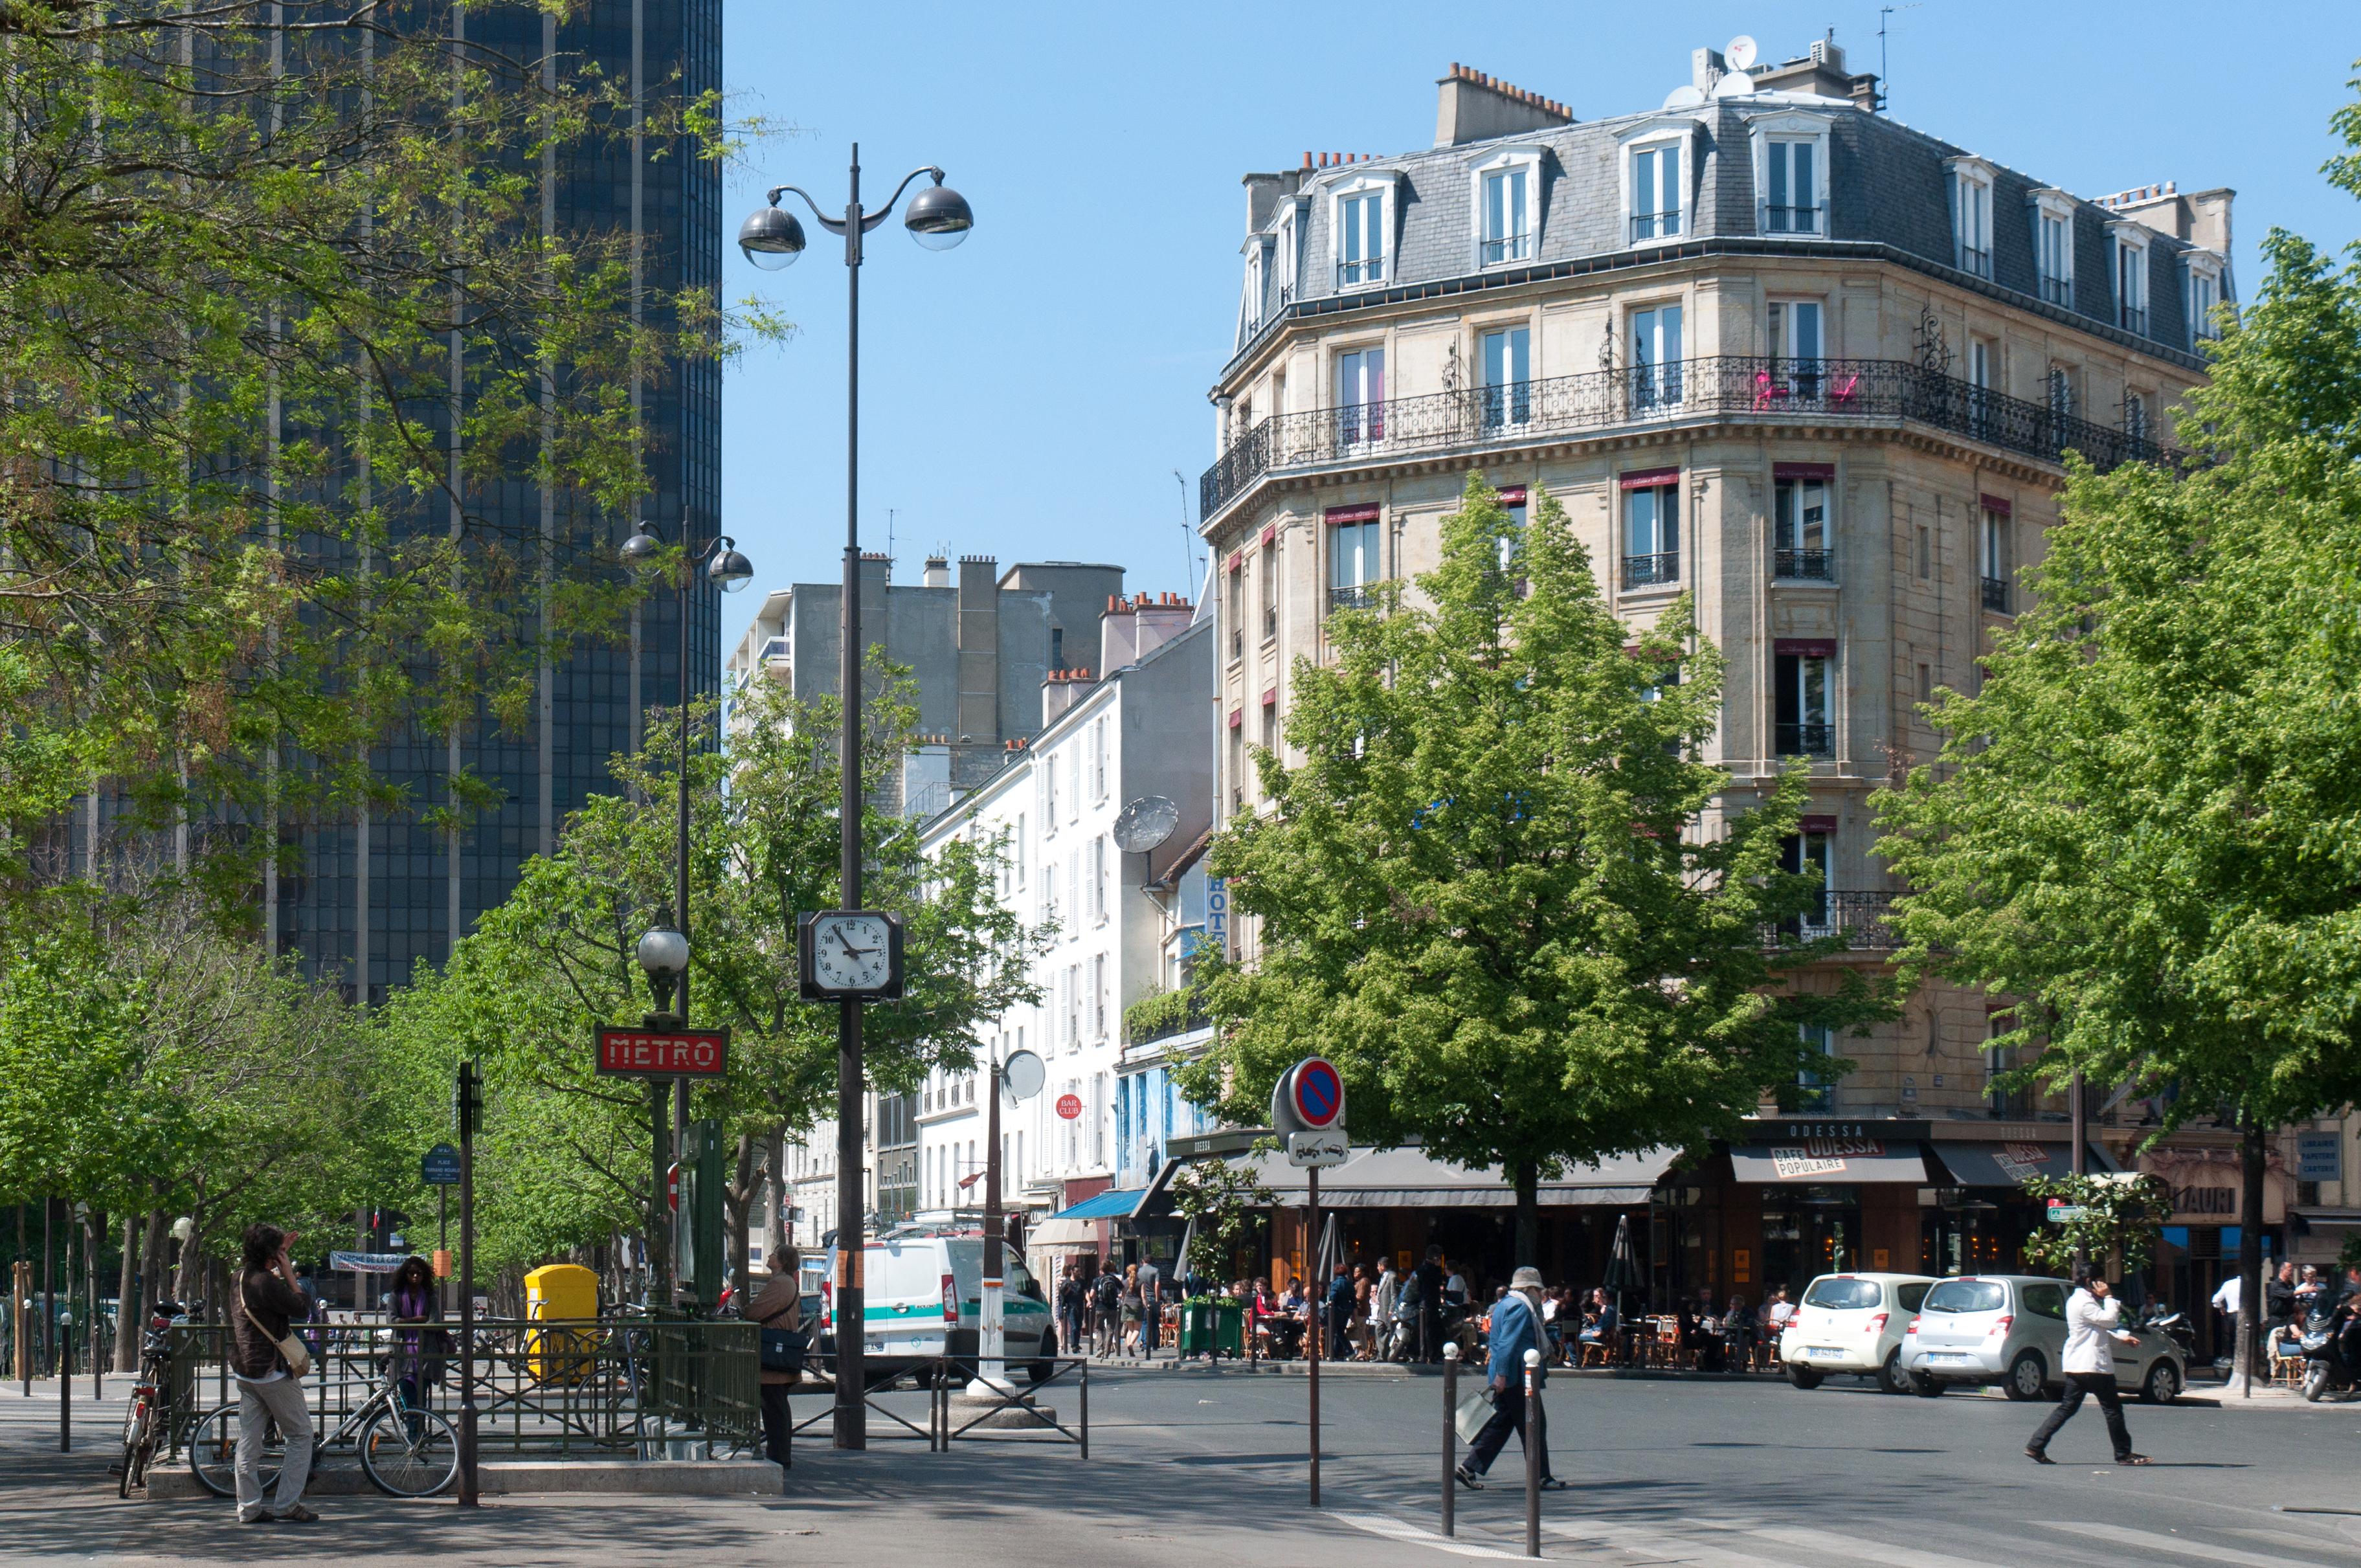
[2062,1288,2135,1375]
[2211,1274,2243,1315]
[1765,1301,1794,1328]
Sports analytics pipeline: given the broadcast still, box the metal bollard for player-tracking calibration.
[1523,1347,1541,1558]
[1442,1342,1460,1538]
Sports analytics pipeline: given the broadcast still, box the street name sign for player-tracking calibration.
[421,1143,462,1186]
[2044,1204,2090,1223]
[594,1025,731,1079]
[1288,1131,1348,1169]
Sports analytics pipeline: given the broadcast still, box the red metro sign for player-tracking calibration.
[595,1025,732,1079]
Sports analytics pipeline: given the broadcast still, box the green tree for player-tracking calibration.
[1876,78,2361,1386]
[2018,1173,2171,1279]
[1170,1154,1277,1292]
[1179,476,1892,1261]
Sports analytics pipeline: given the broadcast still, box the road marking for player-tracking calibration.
[2226,1527,2361,1560]
[1326,1510,1538,1560]
[1544,1518,1804,1568]
[2042,1521,2311,1568]
[1726,1519,2017,1568]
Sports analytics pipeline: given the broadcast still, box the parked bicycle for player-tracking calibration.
[115,1299,194,1497]
[186,1333,458,1500]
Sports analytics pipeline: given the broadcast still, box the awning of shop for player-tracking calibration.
[1134,1145,1677,1216]
[1027,1187,1146,1247]
[1927,1139,2118,1188]
[2294,1207,2361,1231]
[1729,1139,1930,1184]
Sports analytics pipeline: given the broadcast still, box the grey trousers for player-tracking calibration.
[233,1374,315,1519]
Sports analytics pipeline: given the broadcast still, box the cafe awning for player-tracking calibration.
[1928,1139,2117,1188]
[1027,1188,1145,1248]
[1729,1139,1930,1184]
[1135,1145,1677,1216]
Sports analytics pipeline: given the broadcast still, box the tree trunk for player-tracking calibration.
[1512,1159,1539,1268]
[763,1128,791,1271]
[140,1204,170,1316]
[82,1209,104,1376]
[113,1213,142,1371]
[726,1131,757,1294]
[2234,1117,2266,1398]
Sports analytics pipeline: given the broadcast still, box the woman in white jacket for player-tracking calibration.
[2026,1270,2151,1466]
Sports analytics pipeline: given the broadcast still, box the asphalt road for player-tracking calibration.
[3,1367,2356,1565]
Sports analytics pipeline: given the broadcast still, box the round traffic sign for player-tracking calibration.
[1290,1057,1345,1130]
[1055,1093,1083,1121]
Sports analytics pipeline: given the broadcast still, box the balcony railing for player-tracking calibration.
[1960,245,1993,279]
[1771,890,1902,951]
[1980,576,2011,613]
[1776,720,1833,757]
[1774,548,1834,581]
[1622,552,1679,590]
[1631,212,1681,243]
[2120,305,2148,336]
[1327,583,1381,613]
[1201,355,2173,520]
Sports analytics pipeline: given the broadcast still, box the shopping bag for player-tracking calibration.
[1453,1387,1497,1446]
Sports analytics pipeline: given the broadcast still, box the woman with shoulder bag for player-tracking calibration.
[230,1223,319,1524]
[746,1249,806,1480]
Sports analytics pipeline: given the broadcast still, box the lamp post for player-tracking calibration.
[737,144,974,1450]
[620,511,751,1310]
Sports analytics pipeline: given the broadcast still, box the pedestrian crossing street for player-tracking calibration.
[1328,1502,2361,1566]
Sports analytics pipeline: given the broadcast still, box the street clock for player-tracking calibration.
[798,910,906,1000]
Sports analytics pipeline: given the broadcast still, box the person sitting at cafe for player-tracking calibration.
[1721,1294,1756,1374]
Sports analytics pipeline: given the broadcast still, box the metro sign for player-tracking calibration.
[595,1025,732,1079]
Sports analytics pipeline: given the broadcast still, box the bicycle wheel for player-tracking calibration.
[359,1404,458,1498]
[117,1400,150,1498]
[187,1403,283,1501]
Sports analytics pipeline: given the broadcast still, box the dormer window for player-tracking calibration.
[1628,139,1683,242]
[1273,199,1303,304]
[1236,238,1267,346]
[1332,177,1392,288]
[2184,250,2226,344]
[1748,112,1831,237]
[1946,156,1995,279]
[1470,148,1543,269]
[2031,189,2076,308]
[2109,221,2149,336]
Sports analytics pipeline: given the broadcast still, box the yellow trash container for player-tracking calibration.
[523,1263,600,1384]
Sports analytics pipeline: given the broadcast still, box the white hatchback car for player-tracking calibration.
[1780,1273,1937,1394]
[1899,1273,2186,1404]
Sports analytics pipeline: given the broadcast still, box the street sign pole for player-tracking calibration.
[1307,1161,1320,1507]
[456,1062,481,1508]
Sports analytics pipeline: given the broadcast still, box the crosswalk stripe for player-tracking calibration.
[1543,1518,1804,1568]
[1326,1510,1539,1560]
[2226,1527,2361,1559]
[1721,1519,2017,1568]
[2042,1520,2310,1568]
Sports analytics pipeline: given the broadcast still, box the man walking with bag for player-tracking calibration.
[2026,1268,2149,1467]
[230,1224,317,1523]
[1455,1266,1567,1492]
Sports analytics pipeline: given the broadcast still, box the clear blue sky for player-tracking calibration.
[716,1,2361,656]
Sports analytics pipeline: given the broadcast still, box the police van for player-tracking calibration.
[818,1228,1057,1383]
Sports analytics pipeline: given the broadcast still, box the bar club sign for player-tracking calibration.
[595,1024,732,1079]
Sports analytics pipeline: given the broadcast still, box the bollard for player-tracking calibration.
[1442,1341,1460,1538]
[1523,1347,1541,1558]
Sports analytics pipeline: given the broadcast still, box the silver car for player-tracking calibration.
[1899,1273,2185,1404]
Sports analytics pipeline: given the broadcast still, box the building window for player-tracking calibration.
[1986,1013,2029,1118]
[1237,241,1265,346]
[1479,163,1532,265]
[1630,304,1683,408]
[2184,252,2226,344]
[2113,227,2149,335]
[1760,134,1822,234]
[1260,694,1277,752]
[1329,508,1381,612]
[1044,756,1060,829]
[1498,486,1528,579]
[1090,835,1107,923]
[1091,953,1108,1040]
[1336,346,1385,445]
[2047,366,2076,425]
[1479,324,1531,429]
[1090,717,1108,801]
[1774,645,1833,756]
[1260,541,1279,641]
[2031,190,2076,308]
[1765,300,1823,399]
[2125,390,2149,452]
[1335,185,1388,287]
[1629,139,1682,241]
[1949,157,1994,278]
[1980,504,2011,614]
[1622,473,1679,589]
[1227,556,1243,664]
[1796,1023,1838,1112]
[1916,524,1931,581]
[1967,339,1995,440]
[1273,199,1301,302]
[1773,470,1832,579]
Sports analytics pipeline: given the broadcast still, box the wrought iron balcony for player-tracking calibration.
[1774,548,1834,581]
[1980,575,2011,613]
[1960,245,1992,279]
[1631,212,1681,243]
[1201,355,2174,521]
[2120,304,2148,336]
[1623,552,1679,590]
[1770,890,1903,951]
[1776,721,1834,757]
[1327,583,1381,613]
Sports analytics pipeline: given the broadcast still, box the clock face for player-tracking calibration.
[811,913,893,993]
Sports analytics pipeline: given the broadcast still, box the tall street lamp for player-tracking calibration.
[619,519,753,1308]
[738,145,973,1450]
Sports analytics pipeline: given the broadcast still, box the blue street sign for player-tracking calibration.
[2295,1131,2343,1183]
[421,1142,463,1186]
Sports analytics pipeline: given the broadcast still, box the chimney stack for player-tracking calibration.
[1434,62,1574,147]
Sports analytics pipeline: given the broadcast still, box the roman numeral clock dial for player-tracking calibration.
[798,910,906,1000]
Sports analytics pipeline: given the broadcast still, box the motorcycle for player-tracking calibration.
[2298,1305,2358,1403]
[2138,1304,2196,1363]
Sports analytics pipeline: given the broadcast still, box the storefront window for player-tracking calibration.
[1758,1185,1861,1298]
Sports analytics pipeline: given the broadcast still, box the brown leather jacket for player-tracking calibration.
[232,1268,310,1380]
[746,1272,803,1387]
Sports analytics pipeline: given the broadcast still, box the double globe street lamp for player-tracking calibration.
[619,521,753,1306]
[737,148,972,1450]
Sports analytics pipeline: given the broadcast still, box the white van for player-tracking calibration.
[1781,1272,1936,1393]
[819,1232,1057,1383]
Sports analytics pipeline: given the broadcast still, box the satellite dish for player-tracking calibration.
[1725,34,1758,69]
[1111,795,1180,855]
[1001,1049,1046,1103]
[1711,69,1756,98]
[1661,84,1706,110]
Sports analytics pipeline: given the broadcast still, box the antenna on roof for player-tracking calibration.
[1172,470,1202,592]
[1879,4,1920,112]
